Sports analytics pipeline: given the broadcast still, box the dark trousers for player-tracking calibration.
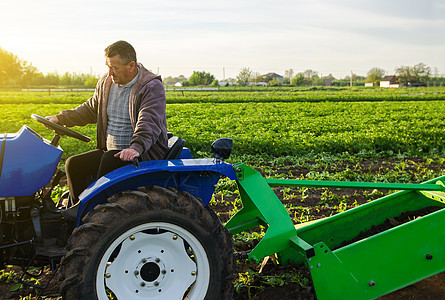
[65,149,131,203]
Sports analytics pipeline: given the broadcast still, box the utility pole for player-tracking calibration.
[350,70,353,87]
[223,67,225,80]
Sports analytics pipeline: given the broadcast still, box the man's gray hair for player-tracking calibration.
[105,40,137,65]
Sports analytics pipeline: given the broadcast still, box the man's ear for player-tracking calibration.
[129,61,136,72]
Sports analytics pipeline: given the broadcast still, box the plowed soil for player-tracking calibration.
[1,157,444,299]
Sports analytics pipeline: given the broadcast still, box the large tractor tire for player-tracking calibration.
[60,186,235,300]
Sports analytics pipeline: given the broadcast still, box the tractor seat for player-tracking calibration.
[164,136,185,160]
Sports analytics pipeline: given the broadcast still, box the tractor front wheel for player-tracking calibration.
[60,186,234,299]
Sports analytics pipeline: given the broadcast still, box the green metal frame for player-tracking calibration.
[225,163,445,299]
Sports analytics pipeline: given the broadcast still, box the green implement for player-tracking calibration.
[225,163,445,300]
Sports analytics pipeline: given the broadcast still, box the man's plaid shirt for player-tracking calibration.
[106,72,139,150]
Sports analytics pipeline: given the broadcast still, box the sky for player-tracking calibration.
[0,0,444,80]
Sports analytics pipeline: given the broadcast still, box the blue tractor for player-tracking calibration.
[0,114,235,299]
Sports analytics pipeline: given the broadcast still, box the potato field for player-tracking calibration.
[1,86,445,299]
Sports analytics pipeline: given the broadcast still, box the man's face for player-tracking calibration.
[106,55,136,85]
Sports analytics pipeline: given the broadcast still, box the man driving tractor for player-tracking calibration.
[45,40,168,203]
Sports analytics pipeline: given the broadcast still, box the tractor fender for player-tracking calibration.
[75,158,237,225]
[0,126,62,197]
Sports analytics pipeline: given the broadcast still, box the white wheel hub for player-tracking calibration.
[95,222,210,299]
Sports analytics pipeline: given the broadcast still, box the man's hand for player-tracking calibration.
[114,148,140,161]
[45,115,59,123]
[42,115,59,130]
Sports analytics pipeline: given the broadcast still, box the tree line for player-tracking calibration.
[1,46,444,88]
[234,64,444,87]
[0,47,99,88]
[166,64,444,87]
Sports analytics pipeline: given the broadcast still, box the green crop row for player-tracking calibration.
[1,100,445,160]
[168,101,445,158]
[1,87,445,105]
[165,87,445,103]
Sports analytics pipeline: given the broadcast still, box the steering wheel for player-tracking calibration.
[31,114,91,143]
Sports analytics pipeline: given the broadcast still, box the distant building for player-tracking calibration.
[249,82,268,86]
[263,72,284,84]
[218,81,236,86]
[323,77,334,86]
[380,75,402,88]
[407,82,427,87]
[365,82,375,87]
